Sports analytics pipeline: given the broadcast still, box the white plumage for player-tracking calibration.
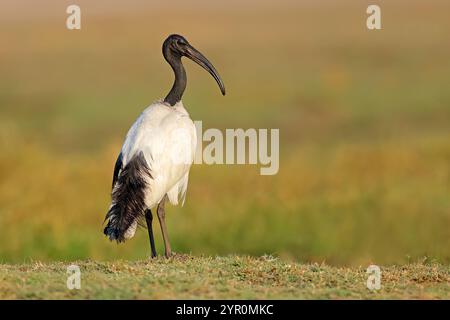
[116,100,196,238]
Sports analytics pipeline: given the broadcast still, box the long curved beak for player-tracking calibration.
[184,45,226,96]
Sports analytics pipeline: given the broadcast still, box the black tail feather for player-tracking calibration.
[103,151,151,242]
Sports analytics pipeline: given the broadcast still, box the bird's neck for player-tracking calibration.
[164,55,186,106]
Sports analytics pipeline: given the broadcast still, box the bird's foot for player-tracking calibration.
[165,251,176,259]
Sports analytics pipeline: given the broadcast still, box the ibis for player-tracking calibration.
[103,34,225,258]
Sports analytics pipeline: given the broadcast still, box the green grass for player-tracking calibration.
[0,255,448,299]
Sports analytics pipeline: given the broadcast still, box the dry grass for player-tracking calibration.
[0,255,448,299]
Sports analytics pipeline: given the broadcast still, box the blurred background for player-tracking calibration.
[0,0,449,265]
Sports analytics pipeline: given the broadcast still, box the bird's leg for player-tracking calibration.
[157,195,172,258]
[145,209,157,258]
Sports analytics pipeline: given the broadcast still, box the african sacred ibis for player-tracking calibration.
[103,34,225,258]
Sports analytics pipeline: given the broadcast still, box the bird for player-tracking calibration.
[103,34,225,258]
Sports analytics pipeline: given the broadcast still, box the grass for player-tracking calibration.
[0,255,448,299]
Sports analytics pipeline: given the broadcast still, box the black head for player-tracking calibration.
[162,34,190,57]
[162,34,225,96]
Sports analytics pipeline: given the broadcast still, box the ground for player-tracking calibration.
[0,255,448,299]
